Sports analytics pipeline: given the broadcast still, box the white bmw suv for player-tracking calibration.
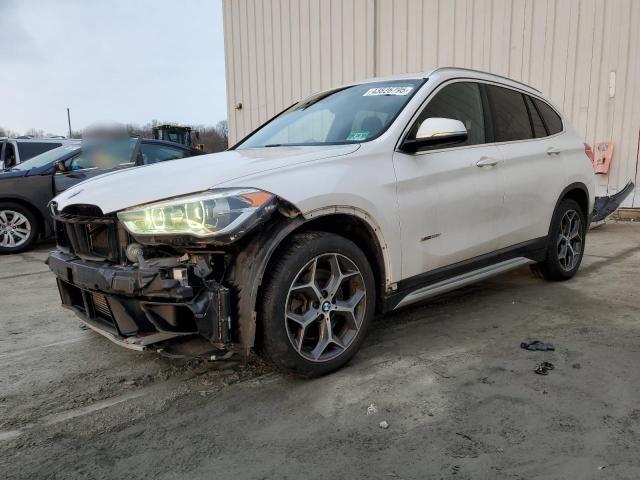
[48,67,595,377]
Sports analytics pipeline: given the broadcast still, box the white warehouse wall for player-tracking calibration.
[223,0,640,206]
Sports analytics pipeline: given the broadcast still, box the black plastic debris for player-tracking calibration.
[591,181,634,223]
[520,340,555,351]
[534,361,555,375]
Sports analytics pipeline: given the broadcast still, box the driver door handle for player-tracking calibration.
[476,157,500,167]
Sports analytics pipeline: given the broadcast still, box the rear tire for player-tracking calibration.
[259,231,375,377]
[531,198,586,281]
[0,202,39,254]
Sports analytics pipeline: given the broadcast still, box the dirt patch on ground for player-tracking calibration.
[1,224,639,479]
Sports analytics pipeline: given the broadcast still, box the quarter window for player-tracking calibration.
[525,95,547,138]
[410,81,486,149]
[485,85,533,142]
[533,98,563,135]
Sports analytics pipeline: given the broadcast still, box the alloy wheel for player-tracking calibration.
[0,210,32,248]
[285,253,367,362]
[557,209,582,271]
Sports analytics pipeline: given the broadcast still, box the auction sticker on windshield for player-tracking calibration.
[363,86,413,96]
[346,131,370,141]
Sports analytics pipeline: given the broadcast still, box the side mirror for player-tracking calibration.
[401,117,468,152]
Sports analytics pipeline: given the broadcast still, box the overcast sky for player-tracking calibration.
[0,0,227,136]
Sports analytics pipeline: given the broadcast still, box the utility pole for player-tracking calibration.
[66,107,72,138]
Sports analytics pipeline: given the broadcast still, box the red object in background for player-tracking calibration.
[593,141,614,174]
[584,143,594,163]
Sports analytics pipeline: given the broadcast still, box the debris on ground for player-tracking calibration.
[379,420,389,429]
[534,361,555,375]
[455,432,474,442]
[366,403,378,416]
[521,340,555,351]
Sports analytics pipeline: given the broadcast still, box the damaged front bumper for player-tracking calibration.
[47,251,232,351]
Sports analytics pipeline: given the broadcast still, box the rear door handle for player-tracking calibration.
[546,147,561,155]
[476,157,500,167]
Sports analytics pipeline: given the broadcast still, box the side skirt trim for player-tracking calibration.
[384,236,547,311]
[393,257,533,310]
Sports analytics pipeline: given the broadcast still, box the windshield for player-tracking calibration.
[11,144,80,171]
[237,79,424,148]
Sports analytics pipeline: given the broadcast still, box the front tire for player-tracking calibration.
[532,198,586,281]
[0,202,39,254]
[259,231,375,377]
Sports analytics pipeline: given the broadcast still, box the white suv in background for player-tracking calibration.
[0,137,77,169]
[48,67,595,377]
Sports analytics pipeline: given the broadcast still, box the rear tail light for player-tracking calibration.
[584,142,594,163]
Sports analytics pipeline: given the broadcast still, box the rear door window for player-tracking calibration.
[17,142,61,162]
[485,85,533,142]
[533,98,563,135]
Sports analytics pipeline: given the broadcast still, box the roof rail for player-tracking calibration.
[427,66,541,93]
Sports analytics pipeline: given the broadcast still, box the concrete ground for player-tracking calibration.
[0,223,639,480]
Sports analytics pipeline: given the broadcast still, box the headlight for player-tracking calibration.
[117,188,275,239]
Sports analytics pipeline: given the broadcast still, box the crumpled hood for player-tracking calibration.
[53,144,359,213]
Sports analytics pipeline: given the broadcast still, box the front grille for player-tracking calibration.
[89,292,116,328]
[54,205,125,263]
[91,292,112,319]
[60,204,104,217]
[57,280,118,333]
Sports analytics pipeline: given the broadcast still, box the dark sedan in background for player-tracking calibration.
[0,137,202,253]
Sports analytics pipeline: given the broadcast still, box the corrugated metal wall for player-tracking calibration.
[222,0,376,140]
[223,0,640,206]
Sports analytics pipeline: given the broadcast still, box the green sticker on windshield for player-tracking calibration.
[346,131,370,141]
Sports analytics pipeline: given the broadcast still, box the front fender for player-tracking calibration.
[227,215,305,354]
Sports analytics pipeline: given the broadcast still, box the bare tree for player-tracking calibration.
[23,128,46,138]
[216,120,228,138]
